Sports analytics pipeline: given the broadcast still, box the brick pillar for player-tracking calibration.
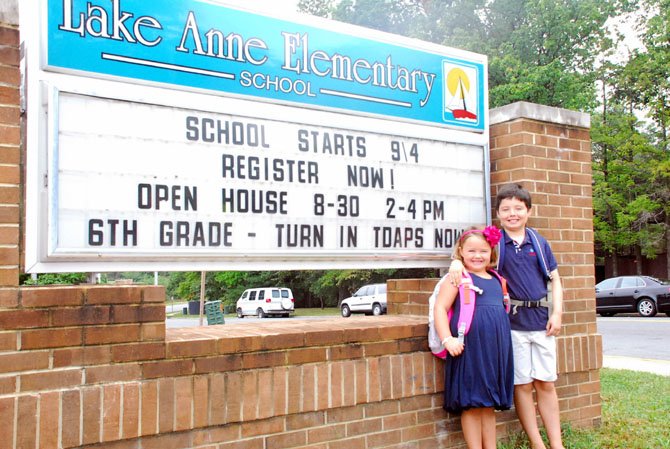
[0,5,20,287]
[489,103,602,427]
[489,101,596,335]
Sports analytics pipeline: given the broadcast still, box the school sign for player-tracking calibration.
[48,0,486,130]
[22,0,490,272]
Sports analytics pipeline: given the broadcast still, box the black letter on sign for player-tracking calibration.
[185,116,199,141]
[138,183,151,209]
[88,219,104,246]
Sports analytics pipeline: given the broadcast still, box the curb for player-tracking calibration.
[603,355,670,376]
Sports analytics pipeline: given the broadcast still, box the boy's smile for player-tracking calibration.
[497,197,530,235]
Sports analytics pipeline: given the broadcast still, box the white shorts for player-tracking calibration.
[511,330,557,385]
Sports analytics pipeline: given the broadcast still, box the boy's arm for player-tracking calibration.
[546,268,563,336]
[446,259,467,285]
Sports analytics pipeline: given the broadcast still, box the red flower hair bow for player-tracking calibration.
[482,226,502,247]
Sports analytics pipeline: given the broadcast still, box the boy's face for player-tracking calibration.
[496,197,530,233]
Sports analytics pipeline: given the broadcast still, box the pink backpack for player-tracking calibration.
[428,270,509,359]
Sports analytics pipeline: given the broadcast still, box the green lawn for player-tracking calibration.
[294,307,339,316]
[499,368,670,448]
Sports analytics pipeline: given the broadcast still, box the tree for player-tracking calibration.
[297,0,335,18]
[592,49,666,276]
[300,0,631,110]
[329,0,424,37]
[602,0,670,277]
[639,0,670,278]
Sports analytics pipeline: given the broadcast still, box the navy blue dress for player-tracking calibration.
[443,273,514,413]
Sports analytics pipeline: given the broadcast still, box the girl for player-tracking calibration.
[434,226,513,449]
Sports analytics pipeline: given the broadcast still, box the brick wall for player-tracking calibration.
[0,11,20,287]
[389,102,602,429]
[0,285,461,449]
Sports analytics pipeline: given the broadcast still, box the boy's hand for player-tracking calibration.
[447,259,466,286]
[546,312,562,336]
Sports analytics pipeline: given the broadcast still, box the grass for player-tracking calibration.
[294,307,339,316]
[498,368,670,448]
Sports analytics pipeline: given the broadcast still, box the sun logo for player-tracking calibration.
[443,63,478,121]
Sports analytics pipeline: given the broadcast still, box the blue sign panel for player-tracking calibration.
[46,0,486,131]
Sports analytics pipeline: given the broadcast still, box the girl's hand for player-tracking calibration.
[447,259,466,286]
[444,337,464,357]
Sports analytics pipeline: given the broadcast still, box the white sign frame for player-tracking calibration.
[21,1,491,273]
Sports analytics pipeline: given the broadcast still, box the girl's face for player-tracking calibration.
[459,235,491,273]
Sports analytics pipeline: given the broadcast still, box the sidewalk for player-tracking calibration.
[603,355,670,376]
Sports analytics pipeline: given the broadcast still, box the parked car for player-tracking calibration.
[340,283,387,317]
[235,287,295,318]
[595,275,670,317]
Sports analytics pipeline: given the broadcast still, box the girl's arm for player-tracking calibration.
[434,279,464,357]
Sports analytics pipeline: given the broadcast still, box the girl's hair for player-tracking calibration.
[452,226,498,269]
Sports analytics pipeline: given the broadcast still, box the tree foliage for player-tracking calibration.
[163,268,436,308]
[300,0,629,110]
[591,103,661,263]
[21,272,89,286]
[592,0,670,275]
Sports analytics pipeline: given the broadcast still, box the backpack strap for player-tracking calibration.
[447,272,477,335]
[497,232,505,271]
[498,228,552,282]
[433,270,509,359]
[526,228,552,281]
[489,269,510,313]
[427,277,448,359]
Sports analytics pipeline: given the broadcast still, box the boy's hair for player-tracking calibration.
[453,226,498,269]
[495,183,532,210]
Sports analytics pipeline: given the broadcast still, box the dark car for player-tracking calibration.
[595,276,670,317]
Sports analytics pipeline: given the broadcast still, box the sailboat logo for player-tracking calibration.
[443,63,478,122]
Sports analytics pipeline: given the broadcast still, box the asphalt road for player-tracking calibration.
[597,315,670,361]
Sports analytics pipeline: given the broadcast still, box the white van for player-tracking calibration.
[235,287,295,318]
[340,283,387,317]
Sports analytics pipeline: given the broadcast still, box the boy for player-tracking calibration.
[449,183,564,449]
